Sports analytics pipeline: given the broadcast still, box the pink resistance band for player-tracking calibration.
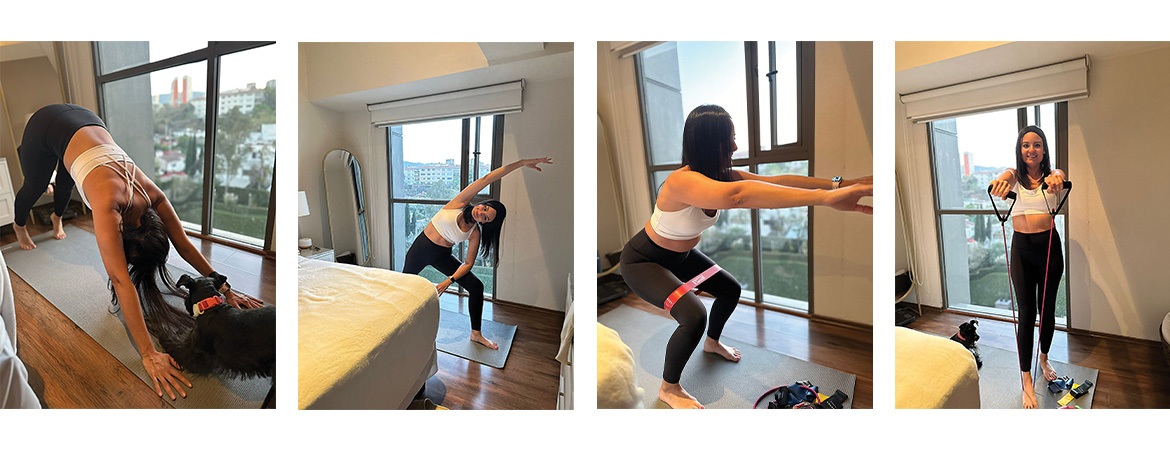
[664,265,723,312]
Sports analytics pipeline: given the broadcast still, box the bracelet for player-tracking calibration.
[209,271,232,294]
[832,176,843,190]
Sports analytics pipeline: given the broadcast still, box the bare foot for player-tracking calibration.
[1022,372,1037,409]
[659,381,703,409]
[1038,353,1058,381]
[14,224,36,250]
[470,330,498,350]
[51,213,66,240]
[702,337,741,362]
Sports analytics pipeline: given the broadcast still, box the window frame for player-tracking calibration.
[927,102,1071,326]
[92,41,277,254]
[386,115,505,299]
[634,41,817,313]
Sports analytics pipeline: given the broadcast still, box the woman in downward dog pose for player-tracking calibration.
[12,104,261,400]
[620,105,873,409]
[988,125,1067,409]
[403,157,552,350]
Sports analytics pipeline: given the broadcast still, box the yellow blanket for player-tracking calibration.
[298,258,437,409]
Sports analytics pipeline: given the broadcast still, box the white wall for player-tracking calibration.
[896,45,1170,341]
[493,77,574,311]
[1066,47,1170,341]
[297,44,358,249]
[811,41,874,326]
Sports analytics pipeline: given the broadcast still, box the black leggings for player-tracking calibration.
[14,104,105,226]
[619,229,741,384]
[1010,228,1063,372]
[403,233,486,331]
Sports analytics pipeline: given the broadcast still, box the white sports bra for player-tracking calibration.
[431,208,475,244]
[650,204,720,241]
[69,144,150,212]
[1010,182,1057,217]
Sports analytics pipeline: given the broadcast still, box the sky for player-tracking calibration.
[674,41,799,156]
[399,116,494,165]
[145,41,277,95]
[953,103,1058,170]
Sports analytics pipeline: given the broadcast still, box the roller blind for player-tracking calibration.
[901,57,1088,123]
[369,80,523,126]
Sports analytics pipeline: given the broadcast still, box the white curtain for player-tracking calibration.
[368,80,523,126]
[900,57,1089,123]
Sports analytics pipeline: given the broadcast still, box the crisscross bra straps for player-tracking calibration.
[69,144,150,213]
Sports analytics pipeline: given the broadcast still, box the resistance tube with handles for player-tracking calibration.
[1033,180,1071,379]
[988,185,1025,392]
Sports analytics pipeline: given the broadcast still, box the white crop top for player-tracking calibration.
[431,208,475,244]
[69,144,150,211]
[650,204,720,241]
[1010,182,1057,217]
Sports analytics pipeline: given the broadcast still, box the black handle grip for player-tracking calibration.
[987,184,1016,200]
[1040,180,1072,191]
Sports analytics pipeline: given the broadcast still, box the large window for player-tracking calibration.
[94,41,277,252]
[388,116,502,298]
[929,103,1069,323]
[636,41,815,311]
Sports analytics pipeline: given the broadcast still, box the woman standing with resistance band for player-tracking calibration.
[12,104,262,401]
[403,156,552,350]
[619,105,873,409]
[988,125,1067,409]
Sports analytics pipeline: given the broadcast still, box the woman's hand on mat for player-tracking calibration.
[1044,171,1065,194]
[142,350,191,400]
[822,184,873,214]
[225,290,263,309]
[521,157,553,172]
[989,180,1011,199]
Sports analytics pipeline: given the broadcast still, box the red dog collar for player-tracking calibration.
[192,296,224,317]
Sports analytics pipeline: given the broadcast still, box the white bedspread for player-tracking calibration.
[298,258,439,409]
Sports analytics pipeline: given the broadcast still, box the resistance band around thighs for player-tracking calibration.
[663,264,723,313]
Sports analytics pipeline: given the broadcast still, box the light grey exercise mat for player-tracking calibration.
[600,305,856,409]
[974,343,1098,409]
[1,225,271,409]
[436,308,516,369]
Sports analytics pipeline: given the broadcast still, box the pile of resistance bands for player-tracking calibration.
[1047,376,1093,407]
[757,381,849,409]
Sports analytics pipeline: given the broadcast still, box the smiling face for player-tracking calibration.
[471,203,498,224]
[1020,131,1045,169]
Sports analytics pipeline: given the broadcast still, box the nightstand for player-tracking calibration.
[299,246,334,262]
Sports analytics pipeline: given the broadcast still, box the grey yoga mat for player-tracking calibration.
[1,225,271,409]
[436,308,516,369]
[599,305,856,409]
[972,343,1098,409]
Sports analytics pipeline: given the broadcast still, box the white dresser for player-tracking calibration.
[0,158,15,226]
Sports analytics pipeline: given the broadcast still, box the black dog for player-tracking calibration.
[950,319,983,369]
[162,274,276,405]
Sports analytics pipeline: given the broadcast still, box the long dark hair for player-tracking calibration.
[681,104,735,182]
[110,207,192,339]
[463,200,506,265]
[1014,125,1051,190]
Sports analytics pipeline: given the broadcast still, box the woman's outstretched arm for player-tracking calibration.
[989,169,1018,199]
[92,206,192,400]
[733,170,872,190]
[446,157,552,209]
[662,170,872,214]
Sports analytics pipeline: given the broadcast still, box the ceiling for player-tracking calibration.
[307,42,573,112]
[896,41,1170,95]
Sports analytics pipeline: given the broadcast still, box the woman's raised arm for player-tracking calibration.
[446,157,552,208]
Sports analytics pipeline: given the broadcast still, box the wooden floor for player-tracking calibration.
[600,294,874,409]
[904,307,1170,408]
[423,293,567,410]
[5,213,275,409]
[421,292,566,409]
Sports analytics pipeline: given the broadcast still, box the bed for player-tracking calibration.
[298,257,439,410]
[895,326,980,409]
